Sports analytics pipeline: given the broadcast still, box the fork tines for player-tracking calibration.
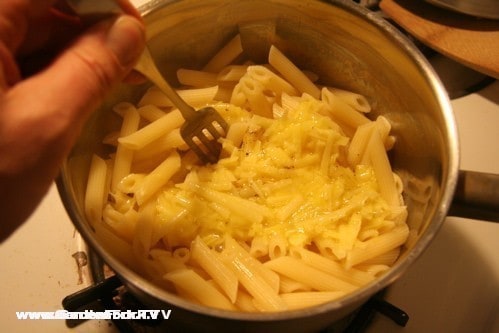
[181,116,228,164]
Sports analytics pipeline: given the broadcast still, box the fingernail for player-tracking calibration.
[106,15,145,67]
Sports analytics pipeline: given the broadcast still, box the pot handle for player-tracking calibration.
[449,170,499,222]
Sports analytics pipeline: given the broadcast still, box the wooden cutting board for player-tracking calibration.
[380,0,499,79]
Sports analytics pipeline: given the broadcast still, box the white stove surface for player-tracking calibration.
[0,1,498,329]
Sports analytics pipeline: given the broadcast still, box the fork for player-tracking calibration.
[135,48,229,164]
[65,0,229,164]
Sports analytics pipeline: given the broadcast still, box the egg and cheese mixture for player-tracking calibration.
[155,96,393,260]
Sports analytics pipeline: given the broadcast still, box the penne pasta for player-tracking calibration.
[249,235,269,258]
[361,248,400,266]
[280,92,301,113]
[139,86,219,108]
[238,76,274,118]
[203,34,243,73]
[111,106,140,190]
[118,109,184,150]
[264,256,357,292]
[347,121,376,167]
[131,200,157,258]
[268,234,287,259]
[289,247,374,286]
[102,131,120,146]
[135,150,181,205]
[278,275,312,294]
[217,65,249,82]
[221,254,286,312]
[280,291,346,309]
[321,87,370,130]
[149,249,187,272]
[164,269,236,310]
[137,104,167,122]
[177,68,218,87]
[172,247,190,262]
[84,154,109,225]
[102,204,138,242]
[247,65,298,97]
[223,236,280,293]
[234,289,259,312]
[132,129,187,167]
[188,185,271,225]
[355,264,391,277]
[191,236,239,303]
[215,82,238,103]
[84,43,409,313]
[93,220,138,270]
[345,224,409,269]
[327,87,371,113]
[366,127,400,206]
[268,45,321,99]
[112,102,135,117]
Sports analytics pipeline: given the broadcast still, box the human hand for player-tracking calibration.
[0,0,146,241]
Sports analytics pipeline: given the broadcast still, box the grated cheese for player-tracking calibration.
[156,95,394,257]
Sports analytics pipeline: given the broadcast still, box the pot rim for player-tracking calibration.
[57,0,459,322]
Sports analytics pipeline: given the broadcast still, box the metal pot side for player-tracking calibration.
[57,0,459,332]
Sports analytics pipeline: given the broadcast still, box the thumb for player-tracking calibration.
[31,14,145,118]
[3,14,146,158]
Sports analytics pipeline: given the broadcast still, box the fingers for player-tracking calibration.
[0,43,21,87]
[6,0,142,81]
[32,14,145,117]
[0,0,57,52]
[18,0,143,64]
[0,14,145,238]
[7,14,146,161]
[6,14,146,161]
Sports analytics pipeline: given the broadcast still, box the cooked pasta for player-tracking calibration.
[84,154,108,225]
[111,104,140,190]
[203,34,244,73]
[191,236,239,303]
[327,87,372,113]
[83,37,409,312]
[176,68,218,87]
[268,45,320,99]
[164,269,236,310]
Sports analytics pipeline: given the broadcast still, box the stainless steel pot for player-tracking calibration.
[57,0,460,332]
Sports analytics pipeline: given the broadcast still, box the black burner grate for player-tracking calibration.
[62,273,408,333]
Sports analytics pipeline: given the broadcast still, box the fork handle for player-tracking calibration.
[65,0,198,121]
[135,45,198,121]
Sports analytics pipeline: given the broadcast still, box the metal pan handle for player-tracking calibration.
[449,170,499,222]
